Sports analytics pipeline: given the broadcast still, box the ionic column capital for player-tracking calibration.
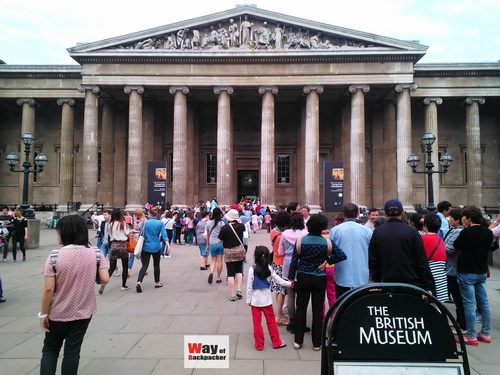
[213,86,234,95]
[169,86,190,95]
[258,86,279,95]
[395,84,417,93]
[303,85,324,95]
[78,85,100,94]
[57,98,76,106]
[348,85,370,94]
[423,97,442,105]
[464,97,485,105]
[124,86,144,95]
[16,98,37,106]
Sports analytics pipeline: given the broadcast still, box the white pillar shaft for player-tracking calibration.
[58,100,74,208]
[424,98,442,206]
[100,102,114,208]
[260,87,277,209]
[81,89,99,207]
[465,98,485,207]
[126,87,143,210]
[216,88,233,206]
[383,102,397,201]
[171,87,189,207]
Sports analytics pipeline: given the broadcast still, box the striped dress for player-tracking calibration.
[422,233,448,302]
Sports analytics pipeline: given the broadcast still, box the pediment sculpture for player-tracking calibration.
[110,16,380,52]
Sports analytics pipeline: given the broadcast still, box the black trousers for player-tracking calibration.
[138,251,161,283]
[40,317,91,375]
[447,274,466,330]
[11,236,26,260]
[294,273,326,347]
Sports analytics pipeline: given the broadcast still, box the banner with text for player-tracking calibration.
[148,161,167,210]
[184,335,229,368]
[324,161,344,212]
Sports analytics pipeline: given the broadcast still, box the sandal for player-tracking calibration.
[273,340,287,349]
[155,284,163,288]
[229,296,237,302]
[236,290,243,299]
[216,279,222,283]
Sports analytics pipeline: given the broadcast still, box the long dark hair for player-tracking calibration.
[211,207,222,225]
[254,246,271,280]
[56,215,90,246]
[110,208,125,231]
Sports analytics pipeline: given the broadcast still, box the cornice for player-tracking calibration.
[414,63,500,77]
[0,65,82,79]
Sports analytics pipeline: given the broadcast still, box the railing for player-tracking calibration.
[79,202,103,219]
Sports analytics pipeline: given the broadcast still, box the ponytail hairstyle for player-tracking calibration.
[254,246,271,280]
[110,208,125,232]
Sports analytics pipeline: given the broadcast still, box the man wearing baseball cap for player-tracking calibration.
[368,199,434,293]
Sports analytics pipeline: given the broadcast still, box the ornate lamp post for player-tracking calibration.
[5,132,48,218]
[407,132,453,212]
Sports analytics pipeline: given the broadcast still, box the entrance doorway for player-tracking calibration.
[238,170,259,200]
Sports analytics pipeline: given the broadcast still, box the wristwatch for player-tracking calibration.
[38,312,48,319]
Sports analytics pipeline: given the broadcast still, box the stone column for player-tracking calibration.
[303,85,323,212]
[56,99,75,211]
[16,99,37,205]
[124,86,144,212]
[113,113,127,208]
[423,97,443,206]
[169,86,190,208]
[77,85,100,212]
[395,84,417,213]
[100,101,114,209]
[142,102,155,206]
[349,85,370,207]
[341,102,351,204]
[383,101,397,201]
[465,97,485,207]
[214,86,234,207]
[259,86,278,211]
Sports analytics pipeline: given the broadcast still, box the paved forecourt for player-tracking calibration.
[0,226,499,375]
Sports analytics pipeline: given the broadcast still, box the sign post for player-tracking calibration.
[321,283,470,375]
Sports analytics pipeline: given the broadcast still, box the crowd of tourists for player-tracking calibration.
[1,195,497,373]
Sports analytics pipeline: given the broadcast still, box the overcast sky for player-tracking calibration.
[1,0,499,65]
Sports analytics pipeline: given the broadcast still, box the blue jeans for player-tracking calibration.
[128,253,135,269]
[100,242,110,258]
[457,272,491,337]
[40,318,91,375]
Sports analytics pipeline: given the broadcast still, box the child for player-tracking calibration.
[246,246,292,351]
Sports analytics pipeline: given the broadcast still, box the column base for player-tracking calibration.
[403,205,416,214]
[262,204,277,212]
[171,204,189,211]
[305,204,323,214]
[125,204,143,213]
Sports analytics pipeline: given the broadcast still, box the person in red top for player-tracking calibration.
[39,215,110,374]
[422,213,448,302]
[269,211,290,325]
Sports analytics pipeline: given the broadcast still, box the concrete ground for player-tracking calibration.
[0,226,498,375]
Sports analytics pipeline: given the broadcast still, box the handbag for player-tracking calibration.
[127,234,137,253]
[134,224,145,259]
[224,224,246,262]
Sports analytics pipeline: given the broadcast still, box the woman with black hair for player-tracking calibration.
[100,208,130,293]
[422,213,447,302]
[246,246,290,351]
[39,215,110,374]
[206,207,225,284]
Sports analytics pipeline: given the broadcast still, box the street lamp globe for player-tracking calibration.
[406,154,421,169]
[422,132,436,146]
[34,153,48,169]
[439,153,453,169]
[21,132,35,146]
[5,152,19,167]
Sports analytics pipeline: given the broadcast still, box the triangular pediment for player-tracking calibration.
[68,7,427,63]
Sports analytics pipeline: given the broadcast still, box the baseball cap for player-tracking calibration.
[384,199,403,216]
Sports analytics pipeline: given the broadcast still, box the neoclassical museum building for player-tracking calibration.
[0,7,499,213]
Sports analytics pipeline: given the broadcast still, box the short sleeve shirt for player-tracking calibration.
[42,245,109,321]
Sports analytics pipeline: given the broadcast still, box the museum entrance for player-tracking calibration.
[237,170,259,200]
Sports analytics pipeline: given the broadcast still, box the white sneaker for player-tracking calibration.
[293,342,301,350]
[165,255,171,258]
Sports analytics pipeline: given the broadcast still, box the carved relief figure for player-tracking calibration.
[217,23,229,48]
[228,19,239,47]
[209,25,218,45]
[310,32,321,49]
[177,28,188,49]
[240,15,252,44]
[296,28,311,49]
[284,27,297,49]
[135,38,156,49]
[255,21,271,48]
[273,23,284,49]
[191,29,200,49]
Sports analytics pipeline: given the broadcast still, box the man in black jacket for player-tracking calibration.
[368,199,434,293]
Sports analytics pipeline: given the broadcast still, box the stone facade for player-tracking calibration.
[0,7,499,211]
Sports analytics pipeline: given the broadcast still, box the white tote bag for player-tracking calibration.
[134,224,145,259]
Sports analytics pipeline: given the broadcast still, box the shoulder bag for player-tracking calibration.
[134,223,146,259]
[224,224,246,262]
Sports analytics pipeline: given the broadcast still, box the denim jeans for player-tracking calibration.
[100,242,110,258]
[457,272,491,337]
[40,318,91,375]
[128,253,135,269]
